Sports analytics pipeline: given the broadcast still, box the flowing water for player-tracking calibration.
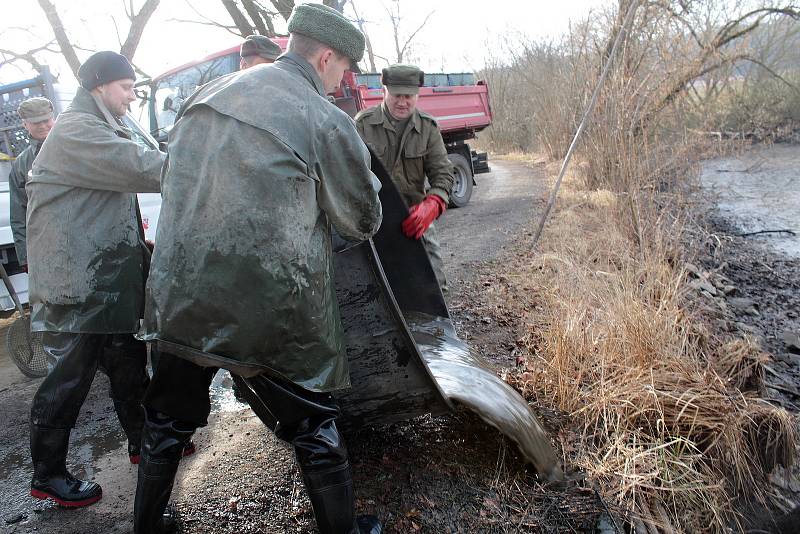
[404,312,563,482]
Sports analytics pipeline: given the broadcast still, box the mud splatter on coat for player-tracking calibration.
[141,53,383,392]
[26,88,164,333]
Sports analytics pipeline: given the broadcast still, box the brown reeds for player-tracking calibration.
[713,337,771,392]
[502,155,797,530]
[488,3,800,529]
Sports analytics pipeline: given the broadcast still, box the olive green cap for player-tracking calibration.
[287,3,364,72]
[18,97,54,123]
[241,35,281,61]
[381,64,424,95]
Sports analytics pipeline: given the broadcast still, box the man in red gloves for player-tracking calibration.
[356,64,454,291]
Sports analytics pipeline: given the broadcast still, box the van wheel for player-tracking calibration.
[448,153,473,208]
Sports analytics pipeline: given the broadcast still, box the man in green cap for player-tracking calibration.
[356,64,454,291]
[239,34,282,69]
[134,4,381,533]
[8,97,54,270]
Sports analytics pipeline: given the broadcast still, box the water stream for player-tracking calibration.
[404,312,563,482]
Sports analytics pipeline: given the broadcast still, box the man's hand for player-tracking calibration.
[402,195,446,240]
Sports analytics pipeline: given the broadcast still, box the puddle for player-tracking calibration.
[701,144,800,257]
[405,312,562,481]
[210,369,249,413]
[0,448,27,481]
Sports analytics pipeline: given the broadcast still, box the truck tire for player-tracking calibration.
[448,153,473,208]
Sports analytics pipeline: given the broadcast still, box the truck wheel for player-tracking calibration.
[448,153,473,208]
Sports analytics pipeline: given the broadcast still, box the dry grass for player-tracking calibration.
[481,4,800,529]
[502,159,796,531]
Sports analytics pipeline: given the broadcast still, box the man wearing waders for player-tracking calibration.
[25,51,177,508]
[135,4,383,533]
[355,64,454,292]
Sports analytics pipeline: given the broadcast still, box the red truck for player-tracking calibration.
[136,38,492,207]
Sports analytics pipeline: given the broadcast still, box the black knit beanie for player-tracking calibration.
[78,51,136,90]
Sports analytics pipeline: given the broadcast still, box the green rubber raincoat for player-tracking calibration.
[141,52,383,392]
[27,88,164,333]
[8,138,41,265]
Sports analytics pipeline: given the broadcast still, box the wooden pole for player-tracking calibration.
[531,0,641,247]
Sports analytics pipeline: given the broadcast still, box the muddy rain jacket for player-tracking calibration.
[26,88,164,333]
[8,138,41,265]
[141,52,383,392]
[355,104,454,207]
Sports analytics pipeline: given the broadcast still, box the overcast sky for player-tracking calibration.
[0,0,610,84]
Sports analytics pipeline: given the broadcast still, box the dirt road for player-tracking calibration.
[0,157,554,534]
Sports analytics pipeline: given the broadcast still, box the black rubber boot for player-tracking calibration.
[134,409,194,534]
[114,399,146,462]
[30,425,102,508]
[303,462,357,534]
[302,462,383,534]
[134,457,181,534]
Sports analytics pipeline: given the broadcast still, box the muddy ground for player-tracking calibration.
[3,145,798,533]
[697,145,800,531]
[2,157,607,534]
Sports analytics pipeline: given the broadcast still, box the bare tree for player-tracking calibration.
[0,39,59,76]
[35,0,83,78]
[349,0,377,72]
[174,1,291,38]
[2,1,161,80]
[213,0,346,38]
[383,0,435,64]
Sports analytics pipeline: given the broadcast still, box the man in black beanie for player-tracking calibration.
[25,50,174,509]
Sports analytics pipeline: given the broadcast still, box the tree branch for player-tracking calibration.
[120,0,161,60]
[168,17,241,36]
[36,0,82,79]
[740,55,800,97]
[399,9,434,60]
[0,41,59,75]
[269,0,295,21]
[222,0,256,36]
[242,0,270,36]
[349,0,376,71]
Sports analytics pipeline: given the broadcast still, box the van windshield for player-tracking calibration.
[151,52,238,133]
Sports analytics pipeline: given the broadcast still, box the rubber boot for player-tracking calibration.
[130,441,197,465]
[30,425,102,508]
[303,462,356,534]
[113,399,146,463]
[302,462,382,534]
[134,409,194,534]
[134,458,181,534]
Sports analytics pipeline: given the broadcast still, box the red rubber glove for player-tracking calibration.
[402,195,446,240]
